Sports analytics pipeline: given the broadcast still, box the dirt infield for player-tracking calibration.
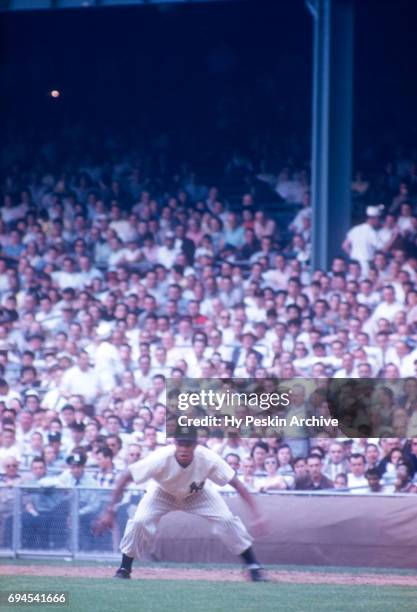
[0,564,416,587]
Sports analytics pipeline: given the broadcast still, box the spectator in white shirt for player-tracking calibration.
[60,350,102,404]
[78,255,102,288]
[357,279,380,309]
[334,353,356,378]
[157,232,180,268]
[342,205,383,274]
[0,428,22,470]
[347,453,368,493]
[204,329,232,362]
[51,257,81,290]
[397,202,414,235]
[385,340,417,376]
[217,310,234,345]
[378,213,398,250]
[371,285,404,326]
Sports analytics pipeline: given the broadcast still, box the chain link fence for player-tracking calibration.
[0,485,144,558]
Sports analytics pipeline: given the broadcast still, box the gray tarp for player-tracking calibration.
[152,493,417,568]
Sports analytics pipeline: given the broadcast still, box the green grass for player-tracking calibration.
[0,576,415,612]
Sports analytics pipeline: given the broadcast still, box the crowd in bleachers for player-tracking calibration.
[1,133,417,544]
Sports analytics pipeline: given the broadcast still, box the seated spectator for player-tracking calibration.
[0,456,21,485]
[60,350,102,404]
[0,456,21,546]
[67,422,87,453]
[21,457,63,548]
[334,473,348,489]
[238,457,260,492]
[393,462,417,494]
[276,444,294,478]
[256,454,288,492]
[140,426,163,458]
[295,454,334,490]
[365,443,380,472]
[218,433,248,461]
[381,447,406,486]
[323,442,348,482]
[224,453,240,474]
[365,468,386,494]
[22,431,45,469]
[346,454,368,494]
[250,442,269,476]
[292,457,307,481]
[105,435,125,471]
[51,451,102,551]
[0,428,21,469]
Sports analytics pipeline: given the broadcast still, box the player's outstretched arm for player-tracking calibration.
[108,470,133,511]
[229,475,269,537]
[92,470,133,535]
[229,475,259,515]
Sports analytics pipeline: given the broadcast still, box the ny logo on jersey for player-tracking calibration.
[189,480,205,494]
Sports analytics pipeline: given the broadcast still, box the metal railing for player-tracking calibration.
[0,485,145,559]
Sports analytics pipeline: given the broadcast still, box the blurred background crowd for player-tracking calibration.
[1,0,417,552]
[1,129,417,504]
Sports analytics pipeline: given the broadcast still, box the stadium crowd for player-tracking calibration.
[1,136,417,549]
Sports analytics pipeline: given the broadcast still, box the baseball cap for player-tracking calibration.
[366,205,384,218]
[25,389,39,398]
[174,424,198,443]
[184,268,197,277]
[66,453,86,466]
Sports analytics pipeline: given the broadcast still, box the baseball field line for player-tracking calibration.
[0,565,416,587]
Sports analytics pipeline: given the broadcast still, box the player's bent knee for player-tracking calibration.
[131,517,158,535]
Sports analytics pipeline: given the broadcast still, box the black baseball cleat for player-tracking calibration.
[114,568,131,579]
[248,564,268,582]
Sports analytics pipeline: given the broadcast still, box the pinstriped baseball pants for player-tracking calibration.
[119,485,253,559]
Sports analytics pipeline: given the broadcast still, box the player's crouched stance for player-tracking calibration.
[93,426,267,582]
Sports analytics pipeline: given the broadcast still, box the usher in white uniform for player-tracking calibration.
[120,444,253,559]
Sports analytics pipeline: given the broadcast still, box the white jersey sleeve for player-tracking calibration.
[128,446,172,485]
[201,447,235,486]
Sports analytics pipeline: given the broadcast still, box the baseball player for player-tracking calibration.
[94,426,267,581]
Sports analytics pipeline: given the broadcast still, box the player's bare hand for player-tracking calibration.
[249,513,269,537]
[92,509,114,536]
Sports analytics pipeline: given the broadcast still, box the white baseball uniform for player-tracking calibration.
[119,444,253,558]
